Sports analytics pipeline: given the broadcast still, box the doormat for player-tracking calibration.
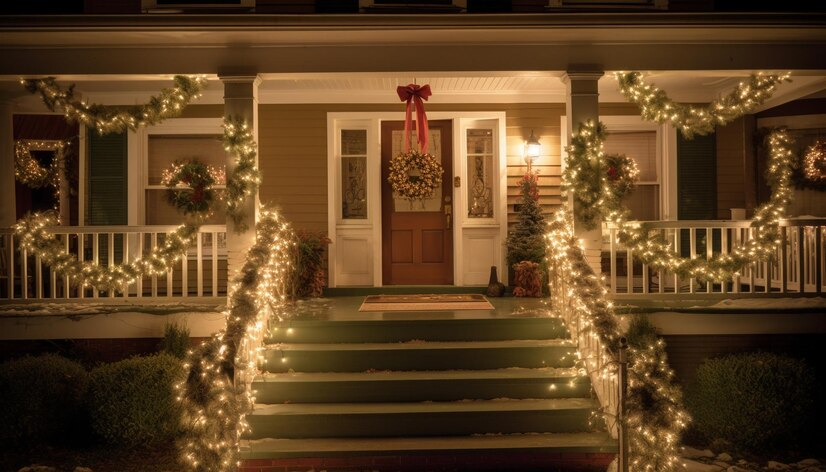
[358,293,494,312]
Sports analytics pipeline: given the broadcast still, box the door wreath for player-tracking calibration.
[388,149,443,200]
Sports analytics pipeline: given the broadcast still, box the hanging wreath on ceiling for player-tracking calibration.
[388,83,444,200]
[388,149,443,200]
[162,159,226,217]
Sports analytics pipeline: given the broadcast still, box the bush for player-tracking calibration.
[87,353,184,446]
[159,322,190,359]
[686,352,815,453]
[0,354,88,442]
[291,230,331,298]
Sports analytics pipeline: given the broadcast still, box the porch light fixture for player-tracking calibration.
[524,129,541,169]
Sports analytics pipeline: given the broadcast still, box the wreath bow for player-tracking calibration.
[396,84,432,153]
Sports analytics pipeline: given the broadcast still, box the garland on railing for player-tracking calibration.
[178,208,295,471]
[546,210,688,472]
[222,118,261,231]
[22,75,208,135]
[615,72,790,138]
[14,212,199,292]
[565,120,795,282]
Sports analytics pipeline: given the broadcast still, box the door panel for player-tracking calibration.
[381,120,453,285]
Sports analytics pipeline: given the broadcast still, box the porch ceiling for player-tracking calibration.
[4,71,826,111]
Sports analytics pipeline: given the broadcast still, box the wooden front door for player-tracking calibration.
[381,120,453,285]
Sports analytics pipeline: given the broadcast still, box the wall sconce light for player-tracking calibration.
[524,129,541,170]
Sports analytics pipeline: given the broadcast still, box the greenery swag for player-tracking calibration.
[388,150,443,200]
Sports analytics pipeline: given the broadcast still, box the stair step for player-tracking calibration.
[267,317,569,343]
[253,368,589,403]
[262,339,577,372]
[241,432,617,459]
[245,398,599,439]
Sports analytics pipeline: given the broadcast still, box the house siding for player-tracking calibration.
[179,102,641,232]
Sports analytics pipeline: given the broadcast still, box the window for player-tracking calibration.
[340,129,368,219]
[144,134,226,225]
[603,130,660,221]
[466,128,494,218]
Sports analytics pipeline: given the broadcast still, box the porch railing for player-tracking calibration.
[603,218,826,297]
[0,225,228,301]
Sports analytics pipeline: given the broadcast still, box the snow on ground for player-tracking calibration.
[0,301,225,317]
[701,297,826,310]
[681,447,824,472]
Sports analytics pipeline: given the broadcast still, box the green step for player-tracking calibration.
[267,317,569,344]
[240,432,617,459]
[245,398,600,439]
[252,368,589,403]
[262,339,577,373]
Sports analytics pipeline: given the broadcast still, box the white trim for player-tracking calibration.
[327,111,506,287]
[756,114,826,130]
[559,115,676,221]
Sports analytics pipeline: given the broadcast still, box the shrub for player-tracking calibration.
[291,230,331,298]
[0,354,88,442]
[87,353,184,446]
[686,352,815,453]
[159,322,190,359]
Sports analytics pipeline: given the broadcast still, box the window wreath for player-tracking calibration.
[387,149,444,201]
[162,159,225,217]
[603,152,640,203]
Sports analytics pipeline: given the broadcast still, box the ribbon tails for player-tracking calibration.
[396,84,432,153]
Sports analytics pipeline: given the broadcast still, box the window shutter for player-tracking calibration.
[87,129,127,265]
[677,132,717,255]
[87,129,127,225]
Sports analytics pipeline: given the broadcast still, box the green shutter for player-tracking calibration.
[677,132,717,255]
[87,129,127,265]
[87,129,127,225]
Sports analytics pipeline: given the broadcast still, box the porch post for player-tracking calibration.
[0,99,15,228]
[563,71,604,274]
[221,75,261,280]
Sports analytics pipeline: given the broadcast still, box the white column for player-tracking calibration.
[563,72,604,274]
[0,100,15,228]
[221,75,261,280]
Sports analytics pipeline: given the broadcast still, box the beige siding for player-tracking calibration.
[175,102,642,232]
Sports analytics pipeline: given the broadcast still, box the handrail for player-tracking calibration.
[605,217,826,230]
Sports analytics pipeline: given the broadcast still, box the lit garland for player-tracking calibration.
[565,120,795,282]
[222,117,261,232]
[14,212,199,292]
[802,140,826,186]
[615,72,790,138]
[178,208,295,471]
[15,139,69,189]
[22,75,208,135]
[546,210,689,471]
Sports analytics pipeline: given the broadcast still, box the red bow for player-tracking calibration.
[396,84,432,153]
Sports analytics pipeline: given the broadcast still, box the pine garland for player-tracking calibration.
[222,117,261,232]
[615,72,790,139]
[546,211,689,472]
[22,75,207,135]
[14,212,199,292]
[178,208,295,471]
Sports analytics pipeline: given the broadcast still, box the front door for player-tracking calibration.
[381,120,453,285]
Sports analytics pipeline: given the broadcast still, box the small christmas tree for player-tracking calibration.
[506,172,547,267]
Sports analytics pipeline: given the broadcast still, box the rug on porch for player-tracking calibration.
[358,293,494,312]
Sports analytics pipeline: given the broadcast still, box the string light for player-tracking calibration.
[21,75,208,135]
[15,139,71,218]
[14,211,199,293]
[222,117,261,232]
[178,208,296,472]
[565,120,796,282]
[615,72,790,138]
[546,210,689,472]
